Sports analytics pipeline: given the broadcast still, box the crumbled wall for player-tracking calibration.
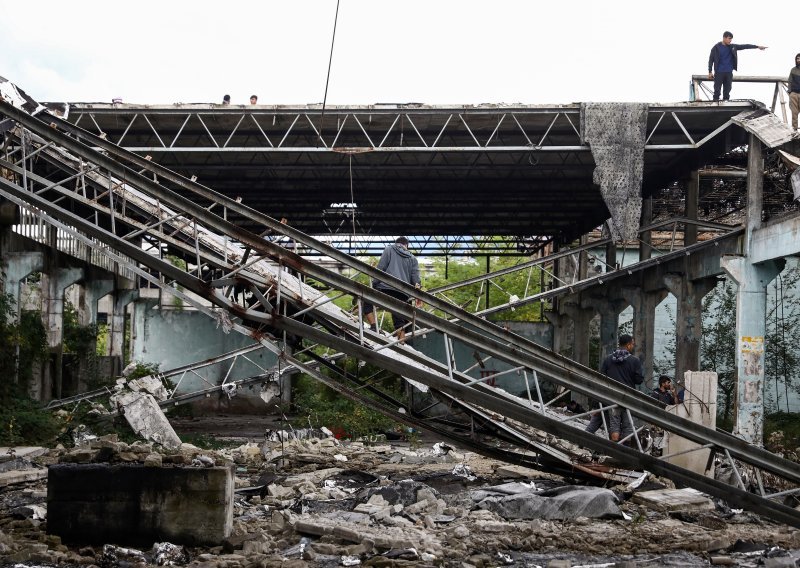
[580,103,648,241]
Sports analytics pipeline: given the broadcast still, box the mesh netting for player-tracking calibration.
[580,103,648,241]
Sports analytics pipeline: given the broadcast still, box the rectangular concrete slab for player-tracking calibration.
[47,463,233,545]
[631,488,714,512]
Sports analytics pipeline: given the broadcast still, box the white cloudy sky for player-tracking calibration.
[0,0,796,106]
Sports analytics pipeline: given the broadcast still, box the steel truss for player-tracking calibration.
[2,100,800,527]
[68,103,746,152]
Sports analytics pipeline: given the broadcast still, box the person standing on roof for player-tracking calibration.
[789,53,800,131]
[707,31,767,102]
[600,334,644,442]
[364,237,422,343]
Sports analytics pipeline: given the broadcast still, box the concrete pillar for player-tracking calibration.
[1,252,44,316]
[560,301,595,408]
[639,196,653,262]
[109,289,139,374]
[583,296,628,368]
[78,279,114,327]
[721,257,784,445]
[40,267,83,401]
[561,301,594,367]
[663,274,717,383]
[664,370,718,476]
[605,241,617,271]
[545,311,570,357]
[685,171,699,247]
[622,287,669,388]
[715,133,784,445]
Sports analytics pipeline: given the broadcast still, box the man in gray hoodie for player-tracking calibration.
[364,236,422,342]
[599,334,644,442]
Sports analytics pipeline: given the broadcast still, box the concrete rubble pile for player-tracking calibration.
[1,431,799,568]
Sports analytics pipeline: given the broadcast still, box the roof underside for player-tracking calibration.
[59,101,756,241]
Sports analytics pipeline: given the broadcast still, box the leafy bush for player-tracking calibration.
[291,373,397,439]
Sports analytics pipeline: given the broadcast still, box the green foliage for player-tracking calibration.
[424,251,546,322]
[700,279,737,422]
[126,361,161,379]
[0,396,61,445]
[764,411,800,460]
[62,301,98,356]
[291,372,397,439]
[0,291,57,445]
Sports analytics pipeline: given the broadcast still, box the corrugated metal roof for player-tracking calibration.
[731,109,796,148]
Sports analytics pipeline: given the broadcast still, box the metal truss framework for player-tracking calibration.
[2,100,800,528]
[53,100,758,240]
[69,103,746,152]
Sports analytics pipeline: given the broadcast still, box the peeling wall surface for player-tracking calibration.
[581,103,647,241]
[131,300,276,391]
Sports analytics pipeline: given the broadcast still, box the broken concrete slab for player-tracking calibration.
[0,468,47,487]
[474,485,622,520]
[631,488,715,513]
[112,391,182,450]
[47,463,233,545]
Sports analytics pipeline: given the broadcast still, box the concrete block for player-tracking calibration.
[47,463,233,545]
[631,488,714,513]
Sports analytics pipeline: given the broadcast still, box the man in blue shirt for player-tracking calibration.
[708,31,767,102]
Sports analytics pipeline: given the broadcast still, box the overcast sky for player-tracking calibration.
[1,0,797,106]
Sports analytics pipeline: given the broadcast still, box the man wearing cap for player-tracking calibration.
[707,31,767,102]
[364,237,422,343]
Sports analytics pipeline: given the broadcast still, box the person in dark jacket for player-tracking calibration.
[708,31,767,102]
[789,53,800,131]
[364,237,422,342]
[600,334,644,442]
[650,375,679,406]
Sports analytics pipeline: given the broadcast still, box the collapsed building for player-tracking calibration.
[1,76,800,563]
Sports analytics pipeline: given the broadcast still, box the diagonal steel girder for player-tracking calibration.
[2,119,800,494]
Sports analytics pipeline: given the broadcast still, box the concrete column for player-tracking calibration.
[583,296,628,368]
[663,274,717,383]
[685,171,699,247]
[560,301,594,368]
[78,279,115,327]
[109,289,139,356]
[1,252,44,316]
[721,257,784,445]
[545,311,570,357]
[40,267,83,401]
[639,197,653,262]
[622,287,668,388]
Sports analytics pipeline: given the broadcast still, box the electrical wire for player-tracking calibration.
[318,0,341,146]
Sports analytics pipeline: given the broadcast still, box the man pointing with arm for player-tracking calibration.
[708,31,767,102]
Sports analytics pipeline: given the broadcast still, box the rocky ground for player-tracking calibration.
[1,420,799,568]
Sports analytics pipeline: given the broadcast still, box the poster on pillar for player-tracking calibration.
[740,336,764,403]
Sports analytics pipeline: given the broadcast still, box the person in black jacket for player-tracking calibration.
[708,31,767,102]
[789,53,800,131]
[650,375,679,406]
[600,334,644,442]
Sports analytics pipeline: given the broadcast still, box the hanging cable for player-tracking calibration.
[349,153,356,237]
[318,0,341,146]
